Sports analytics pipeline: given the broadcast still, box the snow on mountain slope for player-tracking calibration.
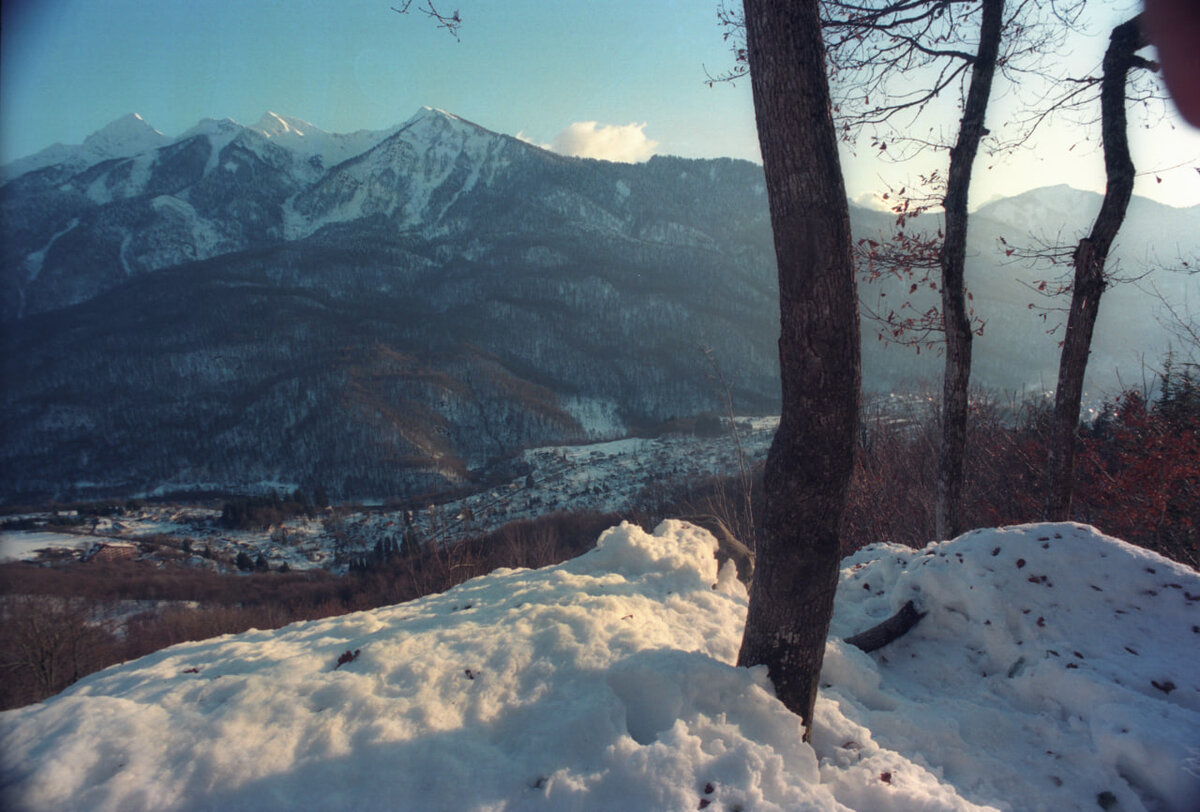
[1,111,393,187]
[965,186,1200,393]
[83,149,160,205]
[81,113,168,161]
[20,218,80,285]
[250,112,398,170]
[973,184,1102,240]
[285,106,521,239]
[974,184,1200,263]
[2,521,1195,811]
[1,113,167,181]
[176,117,248,177]
[0,143,82,181]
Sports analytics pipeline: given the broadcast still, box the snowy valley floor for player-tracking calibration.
[1,521,1197,812]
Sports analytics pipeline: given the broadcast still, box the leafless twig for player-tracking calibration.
[392,1,462,40]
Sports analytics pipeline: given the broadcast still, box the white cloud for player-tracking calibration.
[547,121,659,163]
[513,131,552,151]
[852,191,892,211]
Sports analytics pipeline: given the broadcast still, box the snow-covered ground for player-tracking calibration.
[0,531,100,563]
[2,521,1195,811]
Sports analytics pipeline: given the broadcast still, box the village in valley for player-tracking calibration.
[0,418,779,575]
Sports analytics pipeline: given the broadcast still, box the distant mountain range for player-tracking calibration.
[1,108,1196,504]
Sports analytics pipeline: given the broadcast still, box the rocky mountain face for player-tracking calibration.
[1,108,1195,504]
[1,108,782,503]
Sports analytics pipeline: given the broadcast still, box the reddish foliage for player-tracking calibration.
[1072,392,1199,566]
[841,387,1199,569]
[856,203,985,352]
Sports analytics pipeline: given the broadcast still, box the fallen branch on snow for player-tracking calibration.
[844,600,926,653]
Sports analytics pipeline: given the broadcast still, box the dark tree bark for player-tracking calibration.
[736,0,860,740]
[935,0,1005,541]
[844,600,926,653]
[1045,16,1151,521]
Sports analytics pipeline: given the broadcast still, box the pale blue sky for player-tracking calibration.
[2,0,1198,208]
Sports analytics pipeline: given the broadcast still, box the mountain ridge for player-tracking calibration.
[0,107,782,502]
[0,107,1195,504]
[9,111,1200,210]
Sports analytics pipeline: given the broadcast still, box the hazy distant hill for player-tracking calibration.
[858,185,1199,394]
[1,108,1195,503]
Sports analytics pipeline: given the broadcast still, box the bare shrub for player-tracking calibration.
[842,391,1048,551]
[653,386,1192,570]
[843,396,940,550]
[0,596,119,709]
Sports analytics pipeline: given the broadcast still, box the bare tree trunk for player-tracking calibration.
[1045,16,1149,521]
[936,0,1004,540]
[736,0,860,740]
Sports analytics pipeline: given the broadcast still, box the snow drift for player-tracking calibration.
[1,521,1197,811]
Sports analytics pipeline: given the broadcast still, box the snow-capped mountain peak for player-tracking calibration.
[178,117,244,141]
[1,113,168,181]
[406,105,458,123]
[80,112,167,158]
[400,105,491,137]
[974,184,1103,237]
[418,105,463,120]
[252,111,316,139]
[281,105,516,239]
[245,111,398,171]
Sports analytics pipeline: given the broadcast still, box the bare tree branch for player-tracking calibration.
[392,1,462,40]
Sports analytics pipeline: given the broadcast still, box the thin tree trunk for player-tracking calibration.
[737,0,860,740]
[1045,16,1149,521]
[936,0,1005,540]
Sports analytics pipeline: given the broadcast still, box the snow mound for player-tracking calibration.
[1,521,1197,811]
[823,522,1200,812]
